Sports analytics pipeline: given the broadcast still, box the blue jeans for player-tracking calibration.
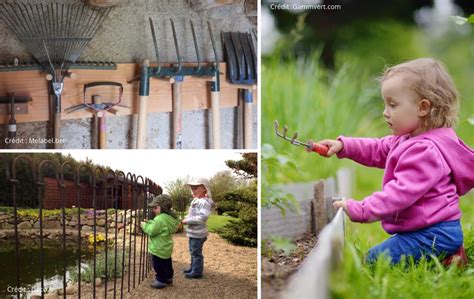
[366,220,463,265]
[189,237,207,275]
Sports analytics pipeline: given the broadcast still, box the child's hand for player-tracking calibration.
[317,139,343,157]
[333,199,348,213]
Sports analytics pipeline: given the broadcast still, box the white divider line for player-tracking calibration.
[281,208,345,299]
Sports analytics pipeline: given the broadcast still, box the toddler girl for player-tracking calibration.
[322,58,474,264]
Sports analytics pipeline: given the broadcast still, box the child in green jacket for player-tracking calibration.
[141,194,179,289]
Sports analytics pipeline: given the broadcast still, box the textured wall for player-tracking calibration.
[0,0,258,149]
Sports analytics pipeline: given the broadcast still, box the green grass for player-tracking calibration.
[207,214,236,233]
[330,193,474,299]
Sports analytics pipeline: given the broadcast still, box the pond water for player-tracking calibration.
[0,239,92,298]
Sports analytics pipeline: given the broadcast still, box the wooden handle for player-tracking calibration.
[136,95,148,149]
[93,95,107,149]
[211,91,220,149]
[99,116,107,149]
[172,81,182,149]
[87,0,120,7]
[244,101,252,149]
[91,96,100,149]
[136,59,150,149]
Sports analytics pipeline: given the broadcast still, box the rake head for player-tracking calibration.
[0,2,113,79]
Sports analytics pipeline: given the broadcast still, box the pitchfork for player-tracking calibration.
[274,120,329,155]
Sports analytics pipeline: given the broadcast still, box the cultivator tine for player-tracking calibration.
[170,18,183,75]
[208,21,219,64]
[291,133,298,144]
[190,20,202,73]
[283,125,288,139]
[149,18,161,74]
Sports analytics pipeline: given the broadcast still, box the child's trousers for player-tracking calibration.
[152,255,174,283]
[188,237,207,276]
[366,220,463,264]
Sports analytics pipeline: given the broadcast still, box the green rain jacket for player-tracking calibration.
[141,213,179,259]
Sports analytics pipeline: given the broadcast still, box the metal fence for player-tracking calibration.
[0,154,160,298]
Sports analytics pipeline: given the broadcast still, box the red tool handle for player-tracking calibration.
[307,140,329,156]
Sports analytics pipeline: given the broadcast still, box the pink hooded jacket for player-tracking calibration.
[337,128,474,234]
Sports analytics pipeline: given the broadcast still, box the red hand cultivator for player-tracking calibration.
[274,120,329,156]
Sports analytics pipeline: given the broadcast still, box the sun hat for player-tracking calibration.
[185,177,212,198]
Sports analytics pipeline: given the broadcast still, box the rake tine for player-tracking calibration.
[283,125,288,139]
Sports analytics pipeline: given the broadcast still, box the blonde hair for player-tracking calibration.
[380,58,459,129]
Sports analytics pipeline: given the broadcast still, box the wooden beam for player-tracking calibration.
[0,62,257,124]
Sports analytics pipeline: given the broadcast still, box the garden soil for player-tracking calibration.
[66,233,257,299]
[261,233,317,298]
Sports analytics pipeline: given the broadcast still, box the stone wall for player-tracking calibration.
[0,209,144,239]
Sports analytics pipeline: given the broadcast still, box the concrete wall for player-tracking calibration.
[0,0,257,149]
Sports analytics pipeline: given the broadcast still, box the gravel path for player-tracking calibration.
[69,233,257,299]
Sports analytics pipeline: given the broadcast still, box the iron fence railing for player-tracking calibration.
[0,154,160,298]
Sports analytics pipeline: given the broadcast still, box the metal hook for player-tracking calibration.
[189,20,202,74]
[170,18,183,76]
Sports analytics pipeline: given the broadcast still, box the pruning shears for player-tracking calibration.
[274,120,329,156]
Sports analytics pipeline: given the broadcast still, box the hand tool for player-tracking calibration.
[274,120,329,155]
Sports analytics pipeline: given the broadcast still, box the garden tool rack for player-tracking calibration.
[135,18,220,149]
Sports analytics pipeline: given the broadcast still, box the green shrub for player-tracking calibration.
[216,200,239,215]
[68,249,127,283]
[216,182,257,247]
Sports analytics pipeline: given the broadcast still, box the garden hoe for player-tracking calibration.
[64,81,125,149]
[222,31,257,149]
[274,120,329,155]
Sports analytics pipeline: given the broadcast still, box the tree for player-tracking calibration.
[164,176,192,220]
[217,154,258,247]
[225,153,257,179]
[217,180,257,247]
[209,170,239,204]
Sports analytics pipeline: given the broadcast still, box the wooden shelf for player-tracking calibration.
[0,62,257,124]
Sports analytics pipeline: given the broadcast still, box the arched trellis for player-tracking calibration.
[0,154,160,299]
